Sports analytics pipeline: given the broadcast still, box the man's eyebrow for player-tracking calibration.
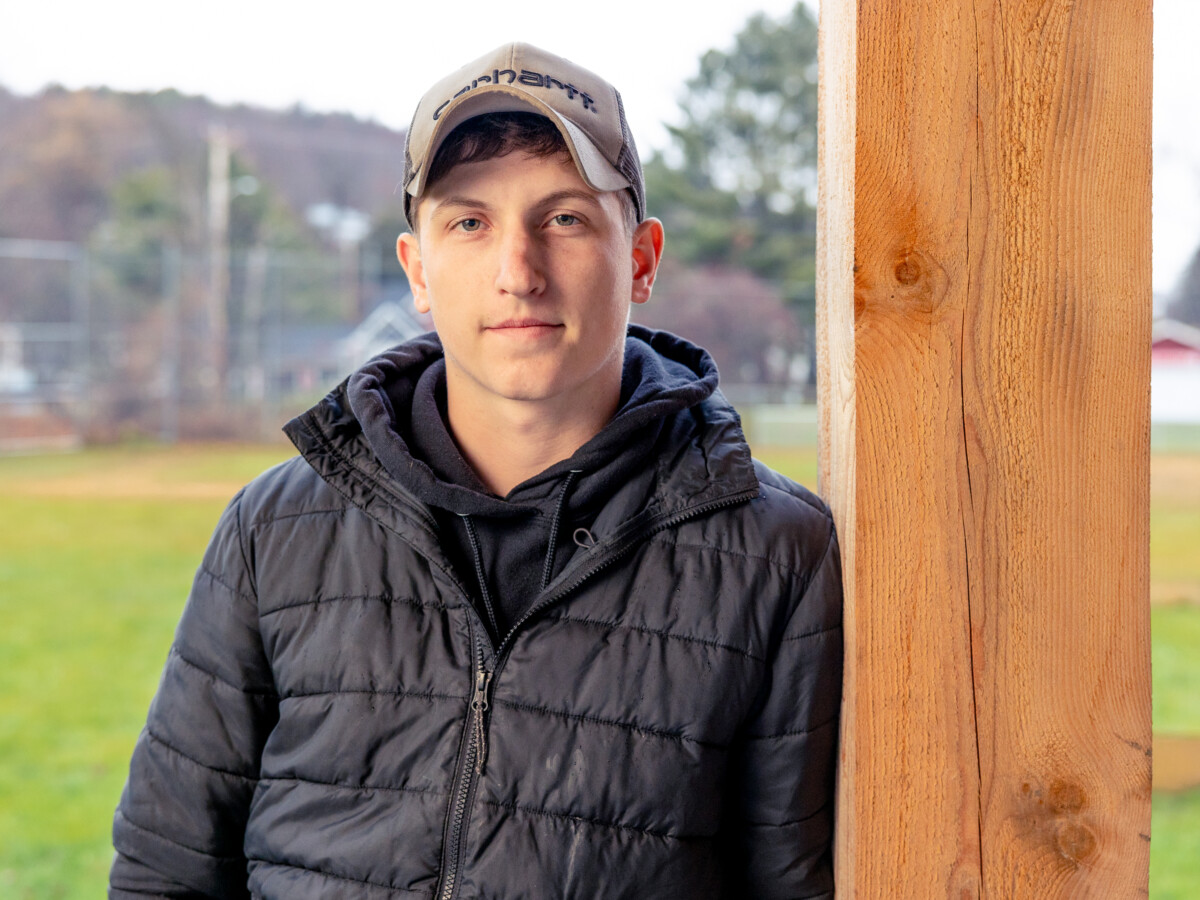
[428,189,603,218]
[429,196,494,214]
[535,189,604,209]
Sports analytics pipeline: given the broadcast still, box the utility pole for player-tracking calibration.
[206,124,231,404]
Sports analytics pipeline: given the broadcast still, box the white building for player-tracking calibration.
[1152,318,1200,423]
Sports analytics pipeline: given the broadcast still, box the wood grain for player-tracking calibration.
[817,1,1152,894]
[816,1,859,883]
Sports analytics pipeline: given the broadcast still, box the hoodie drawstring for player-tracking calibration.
[462,468,584,641]
[541,470,582,593]
[460,513,500,640]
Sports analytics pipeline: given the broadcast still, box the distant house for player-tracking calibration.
[1152,318,1200,423]
[263,289,427,400]
[0,323,80,452]
[336,288,428,374]
[261,321,351,399]
[0,324,34,396]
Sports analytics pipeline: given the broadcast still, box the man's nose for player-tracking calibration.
[494,228,546,298]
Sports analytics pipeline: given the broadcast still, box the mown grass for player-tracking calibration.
[0,442,1195,896]
[1153,603,1200,735]
[0,445,294,898]
[1150,789,1200,899]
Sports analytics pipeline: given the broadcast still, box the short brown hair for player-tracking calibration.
[414,111,637,234]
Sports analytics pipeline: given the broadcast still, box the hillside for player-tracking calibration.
[0,83,409,245]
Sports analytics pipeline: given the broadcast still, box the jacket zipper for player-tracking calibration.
[471,665,494,775]
[438,644,493,900]
[434,489,756,900]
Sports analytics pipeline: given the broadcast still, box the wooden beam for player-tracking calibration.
[817,1,1152,894]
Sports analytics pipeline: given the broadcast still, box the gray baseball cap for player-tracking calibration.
[402,42,645,225]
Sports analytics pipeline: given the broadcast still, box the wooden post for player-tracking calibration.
[817,1,1153,894]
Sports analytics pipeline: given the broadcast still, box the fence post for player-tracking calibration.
[161,244,182,444]
[817,0,1153,893]
[69,246,91,437]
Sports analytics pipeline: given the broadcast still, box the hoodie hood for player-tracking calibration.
[324,324,735,639]
[343,324,720,520]
[284,324,759,640]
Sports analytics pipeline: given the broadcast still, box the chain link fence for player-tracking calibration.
[0,238,421,451]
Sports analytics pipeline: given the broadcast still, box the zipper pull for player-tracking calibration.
[472,667,493,775]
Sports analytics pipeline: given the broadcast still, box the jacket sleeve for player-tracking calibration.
[110,489,279,899]
[722,519,843,900]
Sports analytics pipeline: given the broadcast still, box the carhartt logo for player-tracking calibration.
[433,69,598,120]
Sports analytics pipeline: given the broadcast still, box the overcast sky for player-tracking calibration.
[1,0,1194,294]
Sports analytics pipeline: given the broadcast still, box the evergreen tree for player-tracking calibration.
[646,2,819,314]
[1168,242,1200,326]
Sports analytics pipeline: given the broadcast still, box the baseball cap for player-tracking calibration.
[402,42,645,225]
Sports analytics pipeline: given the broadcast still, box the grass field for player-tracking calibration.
[0,443,1196,896]
[0,445,292,898]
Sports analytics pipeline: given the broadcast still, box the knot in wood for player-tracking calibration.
[1047,778,1087,815]
[894,256,922,285]
[1055,822,1098,863]
[1013,775,1098,867]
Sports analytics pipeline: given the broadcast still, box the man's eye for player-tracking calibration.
[551,214,578,227]
[456,218,482,232]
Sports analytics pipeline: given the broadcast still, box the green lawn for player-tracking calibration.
[0,497,216,896]
[0,443,1195,896]
[0,445,293,898]
[1151,789,1200,899]
[1154,604,1200,735]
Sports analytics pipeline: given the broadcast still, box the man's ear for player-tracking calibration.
[397,233,430,315]
[630,218,665,306]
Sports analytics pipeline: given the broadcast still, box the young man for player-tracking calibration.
[111,43,842,899]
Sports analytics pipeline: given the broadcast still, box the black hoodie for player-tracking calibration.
[346,324,719,640]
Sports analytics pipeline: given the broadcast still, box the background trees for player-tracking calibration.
[644,1,819,315]
[1169,244,1200,326]
[0,3,826,430]
[632,2,818,394]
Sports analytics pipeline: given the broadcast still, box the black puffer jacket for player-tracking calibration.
[111,329,843,899]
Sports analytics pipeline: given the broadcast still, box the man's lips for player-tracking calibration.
[487,318,562,330]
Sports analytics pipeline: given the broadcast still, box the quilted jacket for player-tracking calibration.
[110,329,843,899]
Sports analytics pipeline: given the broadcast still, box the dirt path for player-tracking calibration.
[3,445,291,501]
[10,471,244,500]
[1152,454,1200,507]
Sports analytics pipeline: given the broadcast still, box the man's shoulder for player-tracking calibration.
[235,453,349,530]
[745,458,836,553]
[750,458,833,525]
[668,455,835,584]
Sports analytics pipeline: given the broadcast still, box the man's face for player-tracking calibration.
[397,151,662,421]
